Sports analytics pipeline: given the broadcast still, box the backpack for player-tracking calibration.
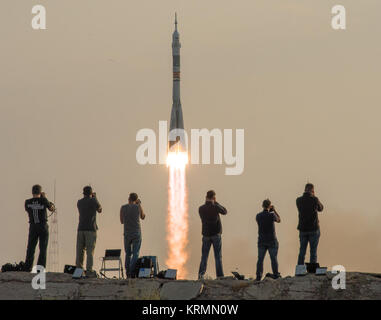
[1,261,26,272]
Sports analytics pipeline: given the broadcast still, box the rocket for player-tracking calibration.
[169,13,185,151]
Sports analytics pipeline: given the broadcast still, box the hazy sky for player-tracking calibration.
[1,0,381,279]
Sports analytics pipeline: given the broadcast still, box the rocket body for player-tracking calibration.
[169,15,185,151]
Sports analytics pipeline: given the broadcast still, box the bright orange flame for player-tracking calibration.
[166,151,188,279]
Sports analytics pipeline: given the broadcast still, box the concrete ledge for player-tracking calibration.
[0,272,380,300]
[160,281,203,300]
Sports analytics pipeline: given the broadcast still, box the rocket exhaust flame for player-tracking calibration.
[166,151,188,279]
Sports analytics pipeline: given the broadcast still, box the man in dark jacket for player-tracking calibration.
[198,190,227,279]
[76,186,102,275]
[296,183,324,265]
[24,184,55,272]
[256,199,281,281]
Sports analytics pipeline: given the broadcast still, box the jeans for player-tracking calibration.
[198,234,224,279]
[25,223,49,271]
[76,230,97,271]
[297,230,320,265]
[124,233,142,276]
[256,240,279,278]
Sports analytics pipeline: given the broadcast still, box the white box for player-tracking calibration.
[165,269,177,280]
[72,268,84,279]
[138,268,152,278]
[316,267,327,275]
[295,265,307,276]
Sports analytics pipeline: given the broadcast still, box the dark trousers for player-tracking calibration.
[297,230,320,265]
[256,240,279,279]
[124,233,142,276]
[25,223,49,271]
[198,234,224,279]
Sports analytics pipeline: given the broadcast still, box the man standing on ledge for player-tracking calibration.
[198,190,227,280]
[24,184,55,272]
[255,199,281,281]
[120,192,146,278]
[296,183,324,265]
[76,186,102,277]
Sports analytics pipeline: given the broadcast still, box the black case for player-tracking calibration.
[64,265,77,274]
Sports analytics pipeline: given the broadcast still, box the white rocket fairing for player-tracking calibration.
[169,13,185,151]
